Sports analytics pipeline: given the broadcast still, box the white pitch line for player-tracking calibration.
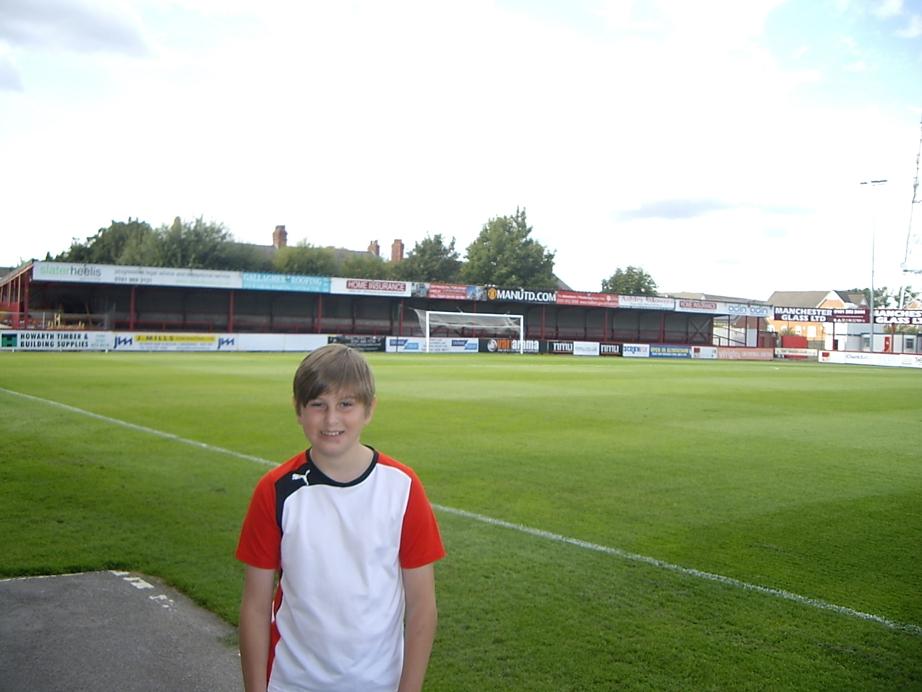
[0,387,274,467]
[2,386,920,638]
[434,505,922,637]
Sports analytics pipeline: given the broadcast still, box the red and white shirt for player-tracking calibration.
[237,448,445,692]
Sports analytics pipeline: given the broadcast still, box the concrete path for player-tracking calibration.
[0,570,243,692]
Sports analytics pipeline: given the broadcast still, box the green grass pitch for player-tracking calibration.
[1,352,920,690]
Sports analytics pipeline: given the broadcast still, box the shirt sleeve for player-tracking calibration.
[236,471,282,570]
[399,471,446,569]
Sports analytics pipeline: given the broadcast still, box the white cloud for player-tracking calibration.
[0,0,148,55]
[896,14,922,38]
[872,0,903,20]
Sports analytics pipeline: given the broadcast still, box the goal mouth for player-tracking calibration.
[412,309,525,353]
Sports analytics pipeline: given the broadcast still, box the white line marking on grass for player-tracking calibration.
[434,505,922,638]
[4,386,920,638]
[0,387,274,467]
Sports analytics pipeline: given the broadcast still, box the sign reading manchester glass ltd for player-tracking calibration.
[773,306,869,323]
[874,309,922,325]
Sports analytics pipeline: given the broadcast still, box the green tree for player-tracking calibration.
[340,253,391,279]
[149,216,233,269]
[220,243,275,272]
[273,243,339,276]
[845,286,898,308]
[601,266,658,296]
[461,208,556,288]
[56,218,155,264]
[393,234,461,282]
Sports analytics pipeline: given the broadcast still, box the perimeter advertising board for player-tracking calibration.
[0,331,111,351]
[819,350,922,368]
[111,333,232,351]
[479,338,542,354]
[386,337,426,353]
[622,343,650,358]
[384,337,478,353]
[428,338,480,353]
[328,335,386,352]
[546,340,601,356]
[650,345,690,358]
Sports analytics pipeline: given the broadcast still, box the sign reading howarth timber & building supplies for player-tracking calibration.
[773,306,869,323]
[0,331,110,351]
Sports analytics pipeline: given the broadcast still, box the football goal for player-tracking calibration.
[413,309,525,353]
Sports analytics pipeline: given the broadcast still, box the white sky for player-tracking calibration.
[1,0,921,300]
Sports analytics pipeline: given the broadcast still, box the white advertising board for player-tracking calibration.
[427,337,480,353]
[330,277,412,297]
[234,333,329,352]
[622,343,650,358]
[691,346,718,359]
[819,350,922,368]
[110,333,231,351]
[618,296,675,310]
[573,341,600,357]
[386,337,427,353]
[0,331,112,351]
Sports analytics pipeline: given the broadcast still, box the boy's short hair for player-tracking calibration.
[293,344,376,413]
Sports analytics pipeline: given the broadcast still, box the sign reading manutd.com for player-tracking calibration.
[486,287,557,304]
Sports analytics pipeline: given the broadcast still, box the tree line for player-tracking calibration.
[52,209,660,295]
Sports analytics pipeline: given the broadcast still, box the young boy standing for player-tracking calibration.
[237,344,446,692]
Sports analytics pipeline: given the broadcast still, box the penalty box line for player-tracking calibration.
[3,386,920,639]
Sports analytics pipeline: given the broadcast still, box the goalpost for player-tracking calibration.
[413,309,525,353]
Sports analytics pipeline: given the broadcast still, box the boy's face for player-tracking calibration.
[296,388,376,464]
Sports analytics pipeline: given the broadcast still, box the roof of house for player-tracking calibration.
[665,291,768,304]
[766,290,868,308]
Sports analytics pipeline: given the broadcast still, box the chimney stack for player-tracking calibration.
[272,225,288,249]
[368,240,380,257]
[391,239,404,263]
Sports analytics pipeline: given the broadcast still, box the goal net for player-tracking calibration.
[412,309,525,353]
